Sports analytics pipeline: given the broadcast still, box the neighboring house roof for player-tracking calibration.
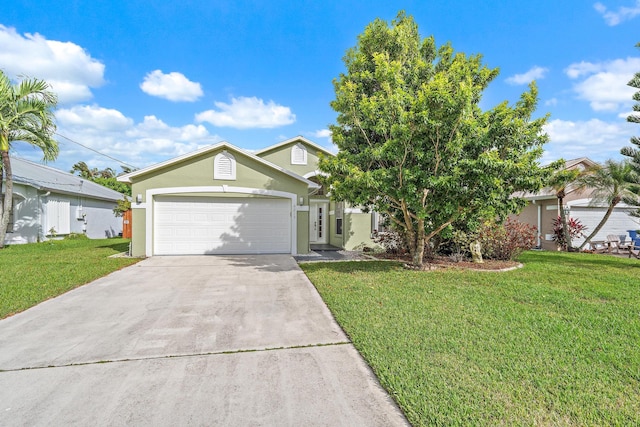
[6,157,125,202]
[117,141,320,188]
[517,157,599,201]
[254,136,335,157]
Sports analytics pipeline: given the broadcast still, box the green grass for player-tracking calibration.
[0,238,140,318]
[301,252,640,426]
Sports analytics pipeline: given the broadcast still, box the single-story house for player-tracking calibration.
[117,136,382,257]
[515,157,640,250]
[2,157,125,245]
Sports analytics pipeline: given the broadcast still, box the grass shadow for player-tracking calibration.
[300,260,403,274]
[519,251,640,271]
[96,240,131,253]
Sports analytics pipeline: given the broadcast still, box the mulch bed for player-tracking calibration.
[372,252,521,271]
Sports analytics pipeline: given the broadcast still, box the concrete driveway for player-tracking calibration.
[0,255,408,426]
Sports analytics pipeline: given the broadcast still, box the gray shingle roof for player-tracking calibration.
[7,157,125,202]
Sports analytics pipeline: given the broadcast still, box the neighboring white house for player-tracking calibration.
[2,157,125,245]
[515,157,640,250]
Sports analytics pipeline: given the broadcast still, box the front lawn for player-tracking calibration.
[0,238,140,318]
[301,251,640,426]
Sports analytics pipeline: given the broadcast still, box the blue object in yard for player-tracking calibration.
[627,230,638,240]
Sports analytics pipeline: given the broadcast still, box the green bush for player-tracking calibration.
[478,218,537,260]
[64,233,89,240]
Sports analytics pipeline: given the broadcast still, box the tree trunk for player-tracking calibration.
[0,150,13,249]
[558,195,571,251]
[411,219,425,268]
[578,200,618,250]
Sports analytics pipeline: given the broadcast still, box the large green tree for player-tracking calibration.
[577,160,637,250]
[621,42,640,215]
[0,71,58,248]
[320,13,552,267]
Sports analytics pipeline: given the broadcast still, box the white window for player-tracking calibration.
[45,198,71,235]
[214,151,236,180]
[291,143,307,165]
[335,202,343,235]
[371,211,388,233]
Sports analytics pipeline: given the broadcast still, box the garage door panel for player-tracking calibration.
[571,207,636,245]
[154,196,291,255]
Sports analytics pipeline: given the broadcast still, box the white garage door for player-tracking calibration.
[571,206,637,245]
[154,196,291,255]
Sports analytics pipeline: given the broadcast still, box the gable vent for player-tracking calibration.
[291,143,307,165]
[214,151,236,180]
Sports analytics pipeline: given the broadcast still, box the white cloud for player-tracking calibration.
[311,129,332,138]
[505,66,549,85]
[565,57,640,112]
[542,118,635,162]
[140,70,203,102]
[594,1,640,26]
[52,105,222,170]
[0,24,105,104]
[195,96,296,129]
[57,105,133,131]
[545,98,558,106]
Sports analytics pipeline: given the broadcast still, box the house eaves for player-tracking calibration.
[515,157,599,201]
[8,157,125,202]
[117,141,320,189]
[254,135,335,157]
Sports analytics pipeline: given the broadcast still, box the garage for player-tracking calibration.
[153,196,292,255]
[570,205,637,245]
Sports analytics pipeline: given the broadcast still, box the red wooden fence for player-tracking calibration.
[122,210,132,239]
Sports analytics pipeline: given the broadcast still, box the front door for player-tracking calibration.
[309,202,328,244]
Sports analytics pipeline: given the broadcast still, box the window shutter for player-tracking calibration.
[45,198,71,235]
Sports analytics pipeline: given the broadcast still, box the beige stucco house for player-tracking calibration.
[118,137,381,257]
[515,157,640,250]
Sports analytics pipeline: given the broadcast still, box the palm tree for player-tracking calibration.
[578,160,638,250]
[0,71,58,248]
[97,167,116,179]
[70,161,96,179]
[548,167,583,251]
[621,42,640,215]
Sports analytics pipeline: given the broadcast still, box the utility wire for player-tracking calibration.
[55,132,140,170]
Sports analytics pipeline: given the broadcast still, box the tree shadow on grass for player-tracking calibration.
[300,260,403,275]
[96,240,130,253]
[519,251,640,271]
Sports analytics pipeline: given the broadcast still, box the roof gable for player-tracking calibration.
[117,141,319,188]
[518,157,600,200]
[254,136,334,157]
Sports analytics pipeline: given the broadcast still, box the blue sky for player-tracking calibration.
[2,1,639,173]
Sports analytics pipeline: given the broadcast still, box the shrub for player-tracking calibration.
[477,218,537,260]
[372,229,408,255]
[552,216,587,250]
[447,230,474,262]
[64,232,89,240]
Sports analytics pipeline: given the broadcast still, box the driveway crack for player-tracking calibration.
[0,341,352,373]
